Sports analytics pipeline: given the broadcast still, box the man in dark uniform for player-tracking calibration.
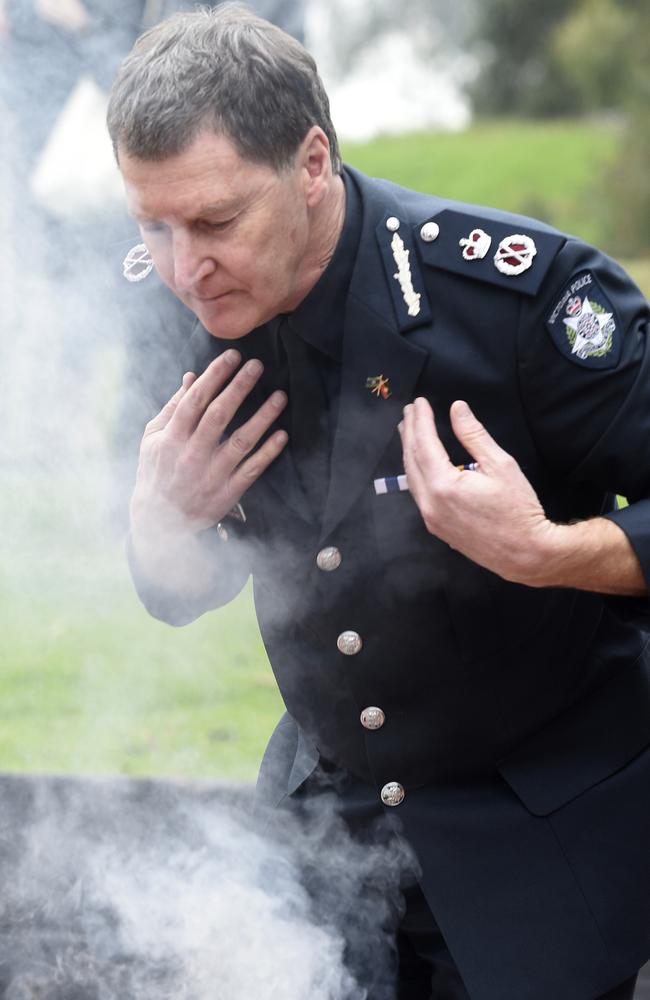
[107,6,650,998]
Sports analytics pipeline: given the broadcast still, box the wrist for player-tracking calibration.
[523,520,579,589]
[523,516,645,595]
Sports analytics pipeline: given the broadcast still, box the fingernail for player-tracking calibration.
[397,421,404,434]
[271,390,287,408]
[454,400,470,416]
[224,349,240,365]
[246,359,263,375]
[403,404,412,415]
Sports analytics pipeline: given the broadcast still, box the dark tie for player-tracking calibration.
[278,317,331,517]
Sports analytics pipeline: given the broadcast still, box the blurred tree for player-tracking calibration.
[551,0,650,254]
[552,0,632,111]
[470,0,650,254]
[468,0,581,117]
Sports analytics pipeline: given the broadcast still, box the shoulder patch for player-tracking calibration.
[546,271,621,369]
[415,209,565,296]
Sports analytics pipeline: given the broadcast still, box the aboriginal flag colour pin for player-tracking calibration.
[366,375,392,399]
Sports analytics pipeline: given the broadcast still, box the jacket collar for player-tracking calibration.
[318,167,429,540]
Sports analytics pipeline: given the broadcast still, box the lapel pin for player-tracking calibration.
[123,242,154,282]
[366,375,392,399]
[391,232,422,317]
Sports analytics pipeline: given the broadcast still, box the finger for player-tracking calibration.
[399,405,437,510]
[144,371,197,435]
[222,389,288,465]
[409,398,456,480]
[192,357,266,450]
[171,349,242,436]
[227,428,289,499]
[449,400,511,471]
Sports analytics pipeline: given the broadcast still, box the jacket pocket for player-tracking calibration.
[497,655,650,816]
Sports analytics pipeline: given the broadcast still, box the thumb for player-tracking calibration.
[449,400,506,469]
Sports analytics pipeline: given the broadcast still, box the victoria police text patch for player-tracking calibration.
[546,271,621,369]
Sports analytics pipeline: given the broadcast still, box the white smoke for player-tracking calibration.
[0,776,416,998]
[0,7,425,996]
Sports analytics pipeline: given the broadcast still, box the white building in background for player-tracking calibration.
[307,0,476,142]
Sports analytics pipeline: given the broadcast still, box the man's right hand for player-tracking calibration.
[130,349,288,548]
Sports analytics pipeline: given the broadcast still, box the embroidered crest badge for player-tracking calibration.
[546,271,620,369]
[459,228,492,261]
[390,233,421,317]
[494,234,537,277]
[123,243,154,282]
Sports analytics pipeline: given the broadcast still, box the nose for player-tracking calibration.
[172,231,216,292]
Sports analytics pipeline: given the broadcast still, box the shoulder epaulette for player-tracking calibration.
[414,208,566,297]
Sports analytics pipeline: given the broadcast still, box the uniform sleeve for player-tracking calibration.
[112,244,253,623]
[126,525,252,627]
[516,238,650,600]
[110,249,199,530]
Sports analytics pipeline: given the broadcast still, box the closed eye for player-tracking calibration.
[198,217,236,232]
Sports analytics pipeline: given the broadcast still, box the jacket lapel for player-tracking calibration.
[320,176,429,541]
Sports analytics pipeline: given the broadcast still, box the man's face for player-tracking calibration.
[119,131,313,338]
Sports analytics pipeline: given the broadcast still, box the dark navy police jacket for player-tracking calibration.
[125,167,650,1000]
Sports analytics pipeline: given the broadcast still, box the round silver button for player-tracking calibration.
[420,221,440,243]
[381,782,405,807]
[316,546,342,572]
[386,216,400,232]
[360,707,386,730]
[337,630,363,656]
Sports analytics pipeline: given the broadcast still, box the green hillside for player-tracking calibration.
[344,119,620,250]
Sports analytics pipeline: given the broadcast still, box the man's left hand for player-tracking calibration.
[399,397,556,585]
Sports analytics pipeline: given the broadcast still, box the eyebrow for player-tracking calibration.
[197,202,237,215]
[129,201,239,224]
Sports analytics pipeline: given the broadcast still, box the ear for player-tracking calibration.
[297,126,332,207]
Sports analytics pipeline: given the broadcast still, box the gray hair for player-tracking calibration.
[106,3,341,174]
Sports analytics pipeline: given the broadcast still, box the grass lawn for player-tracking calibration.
[343,118,621,249]
[2,118,648,784]
[0,465,282,784]
[0,570,281,783]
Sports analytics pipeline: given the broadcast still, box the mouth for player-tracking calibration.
[194,290,233,303]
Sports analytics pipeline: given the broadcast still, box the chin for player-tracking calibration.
[191,296,262,341]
